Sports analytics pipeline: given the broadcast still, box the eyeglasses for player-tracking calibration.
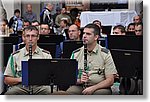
[24,34,38,38]
[133,19,139,21]
[41,28,49,30]
[135,30,142,32]
[113,32,119,34]
[68,30,77,33]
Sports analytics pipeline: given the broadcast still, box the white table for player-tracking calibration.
[80,11,137,27]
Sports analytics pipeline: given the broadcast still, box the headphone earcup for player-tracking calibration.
[128,78,136,94]
[119,77,125,94]
[119,77,136,95]
[137,79,143,95]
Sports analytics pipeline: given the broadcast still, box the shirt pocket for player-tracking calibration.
[90,60,104,70]
[88,61,105,85]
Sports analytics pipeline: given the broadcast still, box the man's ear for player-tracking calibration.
[22,33,25,43]
[78,30,81,36]
[94,35,99,41]
[37,34,40,40]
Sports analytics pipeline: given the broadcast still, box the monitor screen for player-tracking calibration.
[101,26,112,35]
[3,36,19,45]
[107,35,143,51]
[63,40,83,58]
[38,34,64,44]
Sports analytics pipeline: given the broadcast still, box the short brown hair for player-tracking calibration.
[23,25,39,35]
[84,23,100,36]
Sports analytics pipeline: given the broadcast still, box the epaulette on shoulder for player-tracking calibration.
[12,50,20,55]
[101,48,109,54]
[42,49,50,54]
[73,48,81,53]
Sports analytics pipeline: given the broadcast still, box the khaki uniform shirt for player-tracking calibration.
[71,44,117,86]
[4,46,52,78]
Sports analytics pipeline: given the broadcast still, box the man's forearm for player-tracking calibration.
[90,75,114,91]
[4,76,22,86]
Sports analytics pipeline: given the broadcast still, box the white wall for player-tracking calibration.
[135,0,143,15]
[1,0,15,20]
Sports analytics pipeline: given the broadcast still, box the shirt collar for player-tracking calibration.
[87,44,99,54]
[24,46,40,56]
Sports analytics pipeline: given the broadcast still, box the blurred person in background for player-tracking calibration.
[40,3,53,27]
[40,23,51,35]
[112,25,126,35]
[55,7,72,27]
[127,23,135,32]
[23,4,37,22]
[0,19,9,36]
[0,0,7,20]
[8,9,23,33]
[135,23,143,36]
[133,15,142,24]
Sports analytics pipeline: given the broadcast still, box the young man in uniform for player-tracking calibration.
[4,25,53,95]
[66,23,117,95]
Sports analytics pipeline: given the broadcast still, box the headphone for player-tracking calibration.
[119,77,136,95]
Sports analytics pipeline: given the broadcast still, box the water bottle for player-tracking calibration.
[111,82,120,95]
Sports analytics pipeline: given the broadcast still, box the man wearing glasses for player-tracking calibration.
[135,23,143,36]
[68,24,81,41]
[4,25,53,95]
[40,23,51,35]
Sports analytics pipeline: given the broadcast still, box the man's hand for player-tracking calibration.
[4,76,22,86]
[82,86,96,95]
[80,71,89,83]
[18,77,22,83]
